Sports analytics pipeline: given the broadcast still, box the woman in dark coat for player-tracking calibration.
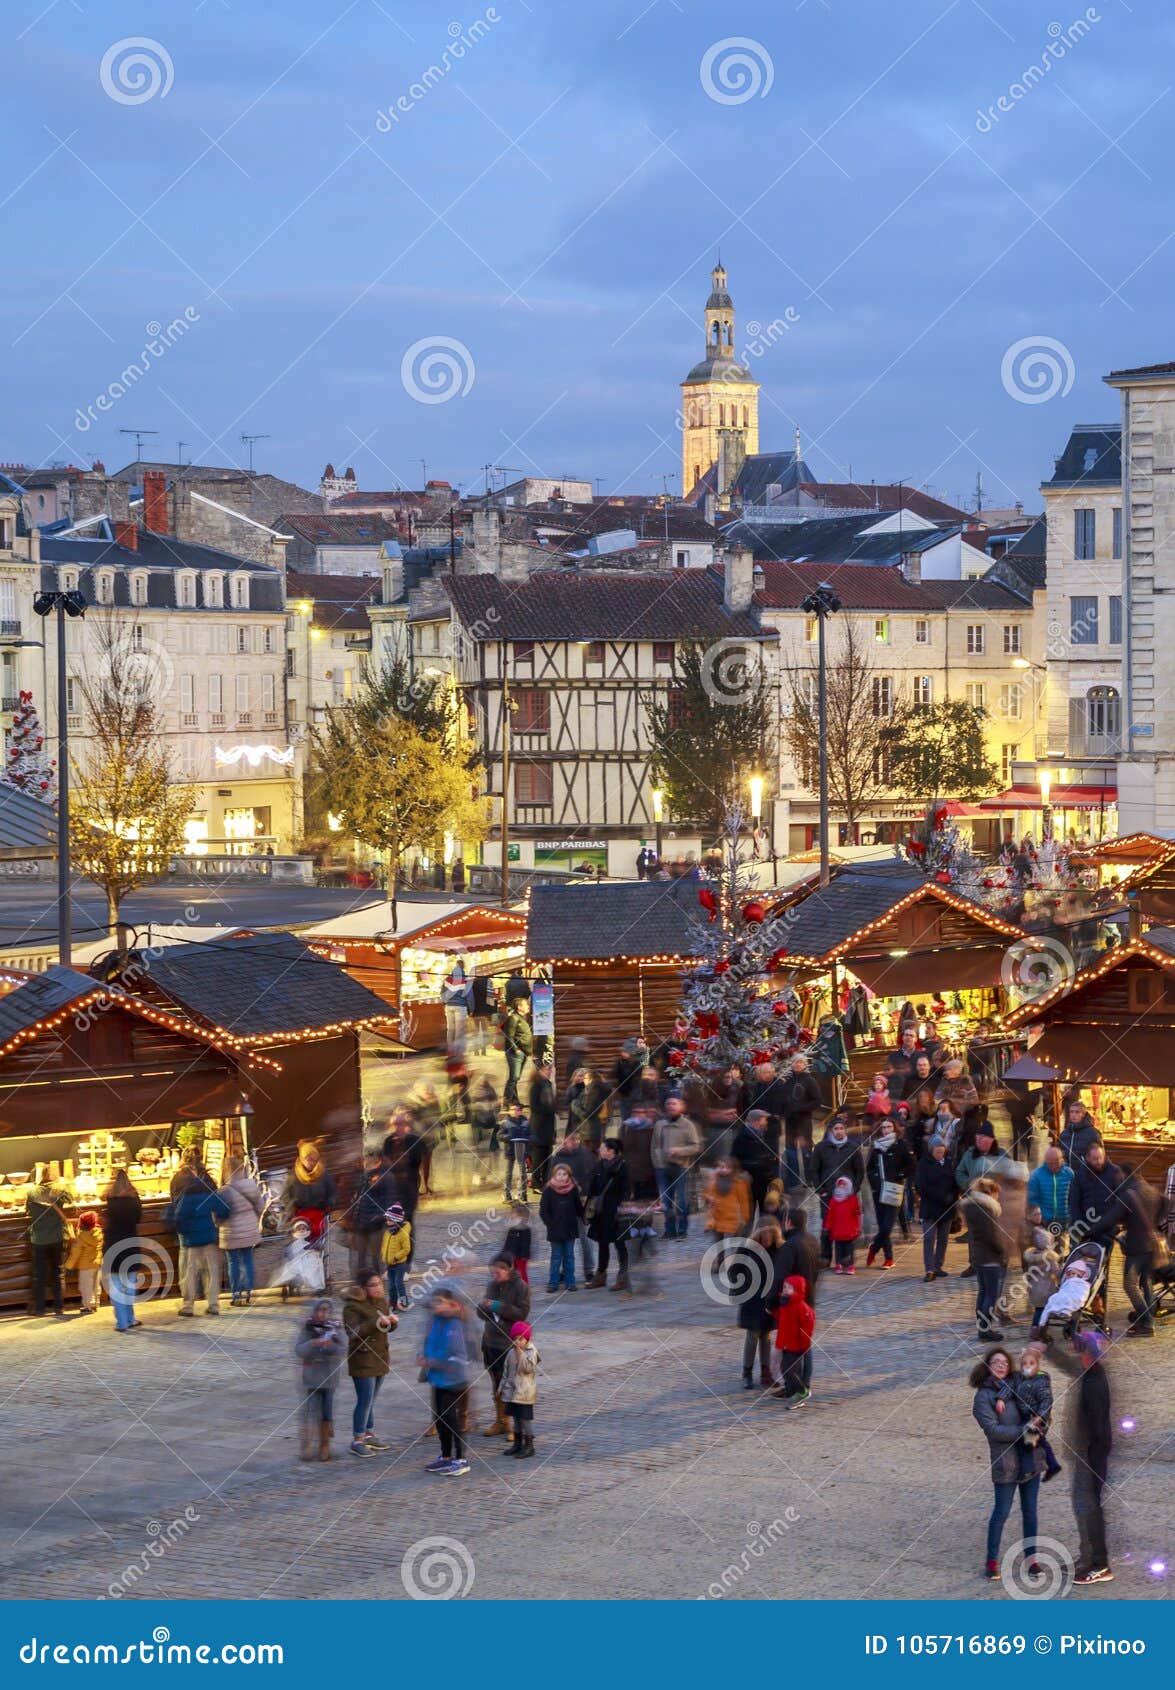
[736,1221,783,1390]
[865,1120,915,1269]
[585,1139,631,1292]
[961,1177,1008,1340]
[103,1168,144,1333]
[971,1344,1046,1580]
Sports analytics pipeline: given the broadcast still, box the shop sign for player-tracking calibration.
[808,1018,849,1077]
[531,980,554,1035]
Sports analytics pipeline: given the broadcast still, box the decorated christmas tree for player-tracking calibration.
[898,801,993,903]
[676,805,805,1074]
[3,691,56,798]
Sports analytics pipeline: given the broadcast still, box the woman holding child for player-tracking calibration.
[970,1342,1054,1583]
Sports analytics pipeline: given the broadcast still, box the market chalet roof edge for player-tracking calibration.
[526,880,707,963]
[128,931,400,1040]
[1001,929,1175,1030]
[0,965,281,1069]
[768,872,1026,966]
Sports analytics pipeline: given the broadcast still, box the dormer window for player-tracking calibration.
[205,573,223,607]
[96,571,114,605]
[232,574,249,608]
[130,571,148,607]
[59,568,79,592]
[178,573,195,607]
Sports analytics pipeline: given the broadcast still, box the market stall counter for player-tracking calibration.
[0,967,265,1315]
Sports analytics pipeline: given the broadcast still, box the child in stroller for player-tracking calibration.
[1032,1242,1108,1338]
[273,1218,327,1299]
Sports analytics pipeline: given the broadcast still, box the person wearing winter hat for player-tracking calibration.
[499,1319,540,1458]
[380,1203,412,1310]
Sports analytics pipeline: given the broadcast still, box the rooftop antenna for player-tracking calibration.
[794,425,802,463]
[417,458,427,487]
[177,441,187,469]
[119,427,158,465]
[974,470,983,515]
[240,432,270,472]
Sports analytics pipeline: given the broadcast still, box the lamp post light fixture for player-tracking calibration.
[800,582,841,887]
[32,588,86,965]
[1038,766,1053,843]
[651,784,664,862]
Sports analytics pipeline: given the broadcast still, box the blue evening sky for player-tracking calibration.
[2,0,1170,508]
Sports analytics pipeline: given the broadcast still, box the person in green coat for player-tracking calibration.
[27,1173,71,1318]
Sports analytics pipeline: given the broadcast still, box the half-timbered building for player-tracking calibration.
[444,558,773,877]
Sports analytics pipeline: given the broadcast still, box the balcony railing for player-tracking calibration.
[0,620,21,639]
[2,694,20,712]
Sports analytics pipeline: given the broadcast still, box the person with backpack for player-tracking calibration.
[173,1170,231,1318]
[26,1168,71,1319]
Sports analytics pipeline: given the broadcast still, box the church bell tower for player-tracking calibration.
[679,261,760,501]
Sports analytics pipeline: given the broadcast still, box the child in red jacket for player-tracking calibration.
[772,1274,815,1407]
[824,1175,862,1275]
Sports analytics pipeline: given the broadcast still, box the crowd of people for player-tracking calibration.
[23,969,1170,1583]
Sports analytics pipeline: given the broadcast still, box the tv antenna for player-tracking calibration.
[119,427,158,465]
[240,433,270,472]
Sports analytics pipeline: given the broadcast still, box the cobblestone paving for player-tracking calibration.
[1,1197,1171,1603]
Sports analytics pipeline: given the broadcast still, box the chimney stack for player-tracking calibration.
[142,470,168,534]
[723,546,754,612]
[113,519,139,552]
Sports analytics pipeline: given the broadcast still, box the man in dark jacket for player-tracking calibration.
[745,1064,786,1158]
[477,1255,531,1435]
[550,1130,597,1280]
[885,1027,921,1097]
[1117,1162,1161,1337]
[961,1180,1007,1340]
[1058,1098,1102,1167]
[1055,1332,1114,1584]
[731,1109,777,1219]
[778,1055,823,1191]
[349,1152,399,1283]
[915,1142,957,1281]
[528,1061,558,1188]
[810,1117,864,1264]
[1069,1144,1123,1250]
[26,1175,71,1318]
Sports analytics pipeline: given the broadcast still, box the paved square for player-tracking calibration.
[1,1193,1171,1602]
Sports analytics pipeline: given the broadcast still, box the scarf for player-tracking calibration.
[873,1131,896,1153]
[294,1146,322,1184]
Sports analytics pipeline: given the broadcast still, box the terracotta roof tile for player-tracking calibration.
[445,569,762,640]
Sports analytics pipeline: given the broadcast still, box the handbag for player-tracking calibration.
[879,1179,905,1208]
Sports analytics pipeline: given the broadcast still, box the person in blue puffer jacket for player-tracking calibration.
[417,1281,472,1476]
[172,1174,231,1317]
[1027,1145,1073,1246]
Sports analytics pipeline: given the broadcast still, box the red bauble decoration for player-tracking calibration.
[667,1051,684,1067]
[697,887,718,922]
[686,1037,700,1051]
[771,1000,788,1016]
[766,948,788,969]
[935,870,951,884]
[908,840,926,859]
[39,781,49,790]
[741,900,766,924]
[933,806,948,831]
[713,959,730,976]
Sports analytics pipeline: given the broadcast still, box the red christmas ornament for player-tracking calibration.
[741,900,766,924]
[935,870,951,885]
[771,1000,789,1016]
[933,806,948,831]
[798,1027,815,1045]
[766,948,789,969]
[667,1050,684,1067]
[713,959,730,976]
[908,840,926,859]
[686,1037,700,1051]
[697,887,718,922]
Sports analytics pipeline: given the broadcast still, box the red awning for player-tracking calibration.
[979,784,1117,813]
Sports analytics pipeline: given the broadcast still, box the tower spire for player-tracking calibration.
[794,425,802,464]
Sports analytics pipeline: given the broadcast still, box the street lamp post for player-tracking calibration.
[1038,767,1053,844]
[651,784,664,863]
[801,583,841,887]
[32,589,86,966]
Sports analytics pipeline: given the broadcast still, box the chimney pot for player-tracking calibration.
[113,519,139,552]
[142,470,168,534]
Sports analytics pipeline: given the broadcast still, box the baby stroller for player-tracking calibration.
[272,1213,330,1302]
[1060,1239,1111,1338]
